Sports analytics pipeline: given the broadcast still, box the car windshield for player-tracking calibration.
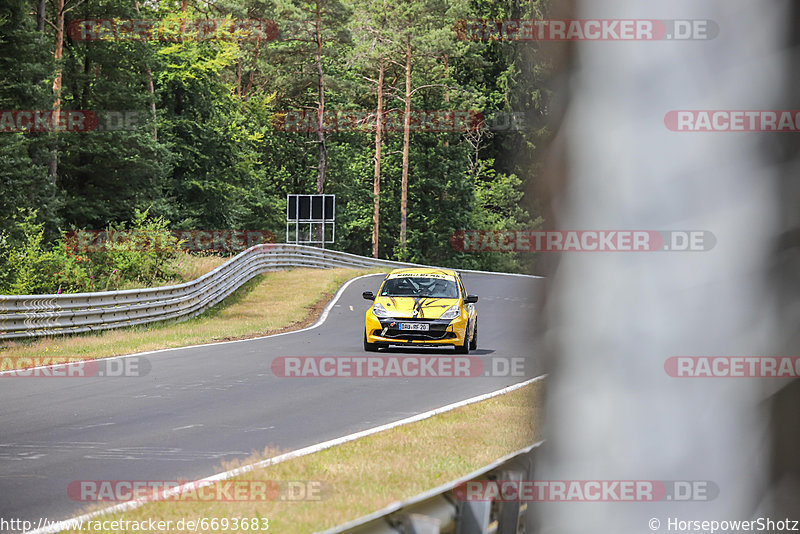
[380,276,460,298]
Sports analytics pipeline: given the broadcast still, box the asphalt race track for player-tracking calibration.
[0,272,544,526]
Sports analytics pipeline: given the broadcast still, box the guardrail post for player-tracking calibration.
[496,470,524,534]
[403,514,440,534]
[455,499,491,534]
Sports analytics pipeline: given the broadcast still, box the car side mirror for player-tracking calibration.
[362,291,375,300]
[464,294,478,304]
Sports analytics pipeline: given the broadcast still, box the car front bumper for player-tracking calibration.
[364,314,469,346]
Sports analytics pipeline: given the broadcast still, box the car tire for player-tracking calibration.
[364,330,380,352]
[469,319,477,350]
[454,323,470,354]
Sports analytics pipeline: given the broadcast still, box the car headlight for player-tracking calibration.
[372,302,390,318]
[440,305,461,320]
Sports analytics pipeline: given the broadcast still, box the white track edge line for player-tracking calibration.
[26,374,546,534]
[0,272,382,377]
[2,268,542,375]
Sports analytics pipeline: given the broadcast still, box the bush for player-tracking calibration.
[1,210,66,295]
[81,209,181,290]
[0,209,181,295]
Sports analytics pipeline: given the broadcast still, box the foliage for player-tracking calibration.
[0,0,552,293]
[0,209,180,295]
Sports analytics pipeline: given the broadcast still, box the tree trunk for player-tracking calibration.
[243,37,261,97]
[36,0,46,32]
[314,0,327,195]
[443,54,449,148]
[146,73,157,141]
[135,0,158,141]
[52,0,64,113]
[49,0,65,181]
[399,39,411,251]
[371,57,384,259]
[313,0,328,246]
[236,60,242,97]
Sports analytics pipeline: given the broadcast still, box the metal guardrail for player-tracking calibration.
[0,244,535,340]
[322,442,542,534]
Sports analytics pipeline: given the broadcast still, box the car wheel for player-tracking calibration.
[364,330,380,352]
[469,319,477,350]
[454,322,470,354]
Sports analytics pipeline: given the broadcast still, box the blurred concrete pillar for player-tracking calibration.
[531,1,799,532]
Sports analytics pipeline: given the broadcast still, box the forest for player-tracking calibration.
[0,0,550,294]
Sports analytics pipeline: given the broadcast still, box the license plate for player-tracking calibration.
[399,323,429,331]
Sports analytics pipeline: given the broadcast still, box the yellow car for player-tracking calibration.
[362,268,478,353]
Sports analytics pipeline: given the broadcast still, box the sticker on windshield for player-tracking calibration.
[387,272,455,281]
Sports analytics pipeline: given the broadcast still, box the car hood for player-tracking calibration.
[375,296,459,319]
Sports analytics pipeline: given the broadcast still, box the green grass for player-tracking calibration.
[60,380,544,533]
